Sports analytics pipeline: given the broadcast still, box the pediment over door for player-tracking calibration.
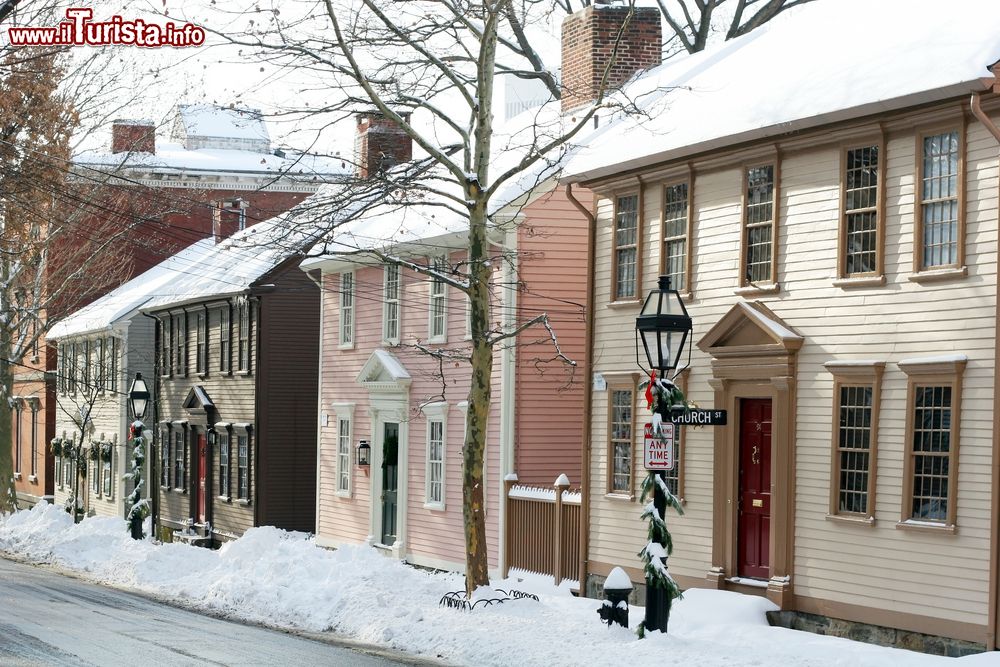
[356,349,412,393]
[697,301,803,358]
[182,386,215,411]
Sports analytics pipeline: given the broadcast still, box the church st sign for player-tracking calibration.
[669,408,727,426]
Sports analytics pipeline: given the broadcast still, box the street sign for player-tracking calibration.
[643,422,674,471]
[669,408,727,426]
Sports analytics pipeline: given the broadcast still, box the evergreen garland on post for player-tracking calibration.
[637,372,686,638]
[124,421,149,539]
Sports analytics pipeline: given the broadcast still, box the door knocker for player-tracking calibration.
[752,445,760,465]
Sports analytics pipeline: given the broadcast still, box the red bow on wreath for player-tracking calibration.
[645,370,656,410]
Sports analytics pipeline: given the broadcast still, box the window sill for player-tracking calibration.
[734,283,780,297]
[197,372,208,379]
[236,499,251,507]
[895,519,956,534]
[679,291,694,303]
[832,275,885,289]
[825,513,875,527]
[28,475,37,483]
[907,266,968,284]
[605,492,635,502]
[423,502,446,512]
[13,473,21,481]
[338,342,355,351]
[235,370,252,377]
[217,495,231,503]
[606,300,642,310]
[172,488,187,494]
[427,337,447,345]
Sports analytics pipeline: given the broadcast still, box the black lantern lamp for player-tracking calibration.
[357,440,371,467]
[636,276,692,375]
[128,373,150,421]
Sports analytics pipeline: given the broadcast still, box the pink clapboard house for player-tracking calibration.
[301,114,591,575]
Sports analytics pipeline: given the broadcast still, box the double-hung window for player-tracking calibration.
[742,164,777,286]
[429,257,447,343]
[161,427,171,487]
[340,272,354,347]
[333,403,355,497]
[218,430,231,499]
[826,362,884,522]
[612,194,639,301]
[220,306,231,373]
[108,337,118,392]
[237,301,250,372]
[899,357,965,530]
[29,403,37,478]
[161,318,172,376]
[422,402,448,509]
[195,311,207,375]
[174,430,185,490]
[383,264,401,343]
[95,338,105,393]
[840,144,882,279]
[175,314,186,376]
[12,403,21,476]
[608,385,634,496]
[237,432,250,501]
[661,183,689,293]
[916,128,965,272]
[102,450,112,498]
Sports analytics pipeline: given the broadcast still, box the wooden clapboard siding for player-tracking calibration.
[317,252,502,571]
[586,99,1000,633]
[255,263,319,533]
[513,186,590,488]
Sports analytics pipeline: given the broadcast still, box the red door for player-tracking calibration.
[197,433,207,524]
[738,398,772,579]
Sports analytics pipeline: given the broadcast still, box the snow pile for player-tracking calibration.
[0,505,994,666]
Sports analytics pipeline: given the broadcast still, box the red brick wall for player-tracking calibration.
[111,123,155,154]
[561,6,662,113]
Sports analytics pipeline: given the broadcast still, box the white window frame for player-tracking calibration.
[339,272,355,348]
[428,257,448,344]
[332,402,355,497]
[422,402,448,510]
[383,263,401,344]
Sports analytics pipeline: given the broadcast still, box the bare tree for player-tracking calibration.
[0,42,144,513]
[198,0,652,595]
[524,0,814,56]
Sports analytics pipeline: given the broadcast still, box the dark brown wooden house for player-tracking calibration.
[142,217,320,543]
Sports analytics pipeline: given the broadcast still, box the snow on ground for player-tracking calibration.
[1,504,997,667]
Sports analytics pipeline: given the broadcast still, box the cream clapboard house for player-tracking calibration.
[563,0,1000,652]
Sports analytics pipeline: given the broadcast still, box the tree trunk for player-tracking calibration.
[0,334,16,514]
[463,201,493,596]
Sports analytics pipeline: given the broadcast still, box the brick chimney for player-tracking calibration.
[561,4,662,114]
[355,112,412,179]
[111,120,155,154]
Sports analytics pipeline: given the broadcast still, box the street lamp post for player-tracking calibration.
[635,275,692,636]
[126,373,150,540]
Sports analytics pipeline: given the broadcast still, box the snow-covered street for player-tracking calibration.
[2,504,998,667]
[0,557,409,666]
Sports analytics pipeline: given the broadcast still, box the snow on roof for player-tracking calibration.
[74,141,348,180]
[301,101,592,266]
[139,208,329,312]
[175,104,270,146]
[563,0,1000,182]
[47,238,217,340]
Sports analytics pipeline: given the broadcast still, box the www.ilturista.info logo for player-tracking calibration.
[8,8,205,47]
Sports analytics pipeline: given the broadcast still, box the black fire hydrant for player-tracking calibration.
[597,567,633,628]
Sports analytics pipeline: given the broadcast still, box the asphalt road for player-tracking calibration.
[0,557,416,667]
